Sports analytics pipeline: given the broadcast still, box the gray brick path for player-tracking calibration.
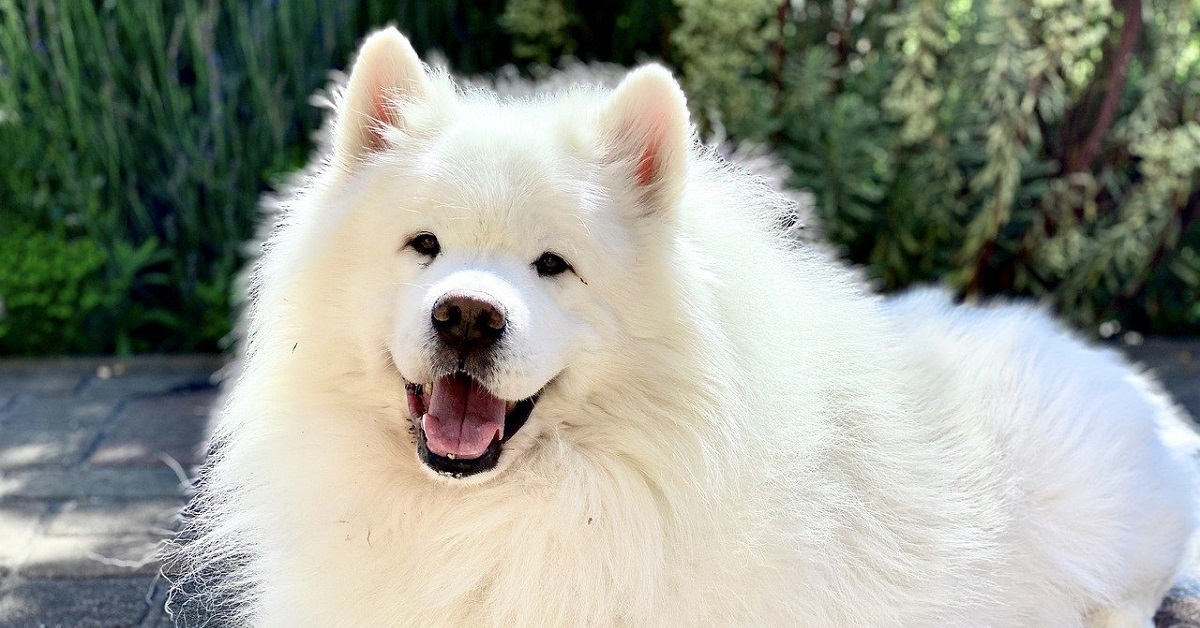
[0,356,222,628]
[0,344,1196,627]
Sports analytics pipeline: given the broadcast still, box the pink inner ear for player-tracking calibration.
[364,82,401,151]
[636,141,659,187]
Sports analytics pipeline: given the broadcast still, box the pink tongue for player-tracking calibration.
[422,374,506,459]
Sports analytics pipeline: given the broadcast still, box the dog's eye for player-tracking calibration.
[407,233,440,257]
[533,252,570,277]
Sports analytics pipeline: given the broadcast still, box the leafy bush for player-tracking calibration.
[2,0,1197,355]
[500,0,676,64]
[672,0,1200,334]
[0,226,107,354]
[0,0,515,354]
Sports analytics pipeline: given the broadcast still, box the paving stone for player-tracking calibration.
[0,397,115,433]
[1170,395,1199,423]
[76,358,224,400]
[79,374,217,400]
[0,577,155,627]
[1120,340,1200,421]
[1124,340,1200,382]
[151,592,217,628]
[0,372,86,397]
[0,430,94,469]
[0,504,48,571]
[0,468,186,502]
[18,535,166,578]
[136,579,176,628]
[46,500,182,537]
[89,392,216,468]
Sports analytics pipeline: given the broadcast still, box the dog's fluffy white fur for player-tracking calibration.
[170,28,1198,627]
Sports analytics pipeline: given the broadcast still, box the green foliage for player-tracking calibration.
[3,0,1197,354]
[499,0,676,65]
[673,0,1200,334]
[501,0,577,62]
[0,0,515,354]
[0,226,107,355]
[673,0,778,134]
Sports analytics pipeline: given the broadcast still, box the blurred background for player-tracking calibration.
[1,0,1198,356]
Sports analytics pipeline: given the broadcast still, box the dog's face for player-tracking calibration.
[381,133,605,480]
[317,28,691,481]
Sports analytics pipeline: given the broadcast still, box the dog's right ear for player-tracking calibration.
[599,65,691,219]
[333,27,430,165]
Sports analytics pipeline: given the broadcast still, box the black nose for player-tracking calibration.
[431,291,507,353]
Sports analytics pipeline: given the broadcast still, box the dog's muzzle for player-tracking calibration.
[405,374,537,478]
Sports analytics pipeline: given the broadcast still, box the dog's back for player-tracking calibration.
[886,288,1197,626]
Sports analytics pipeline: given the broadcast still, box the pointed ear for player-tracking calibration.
[599,65,691,214]
[334,27,430,164]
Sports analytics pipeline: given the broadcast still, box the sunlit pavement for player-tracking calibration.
[0,356,221,627]
[0,344,1196,627]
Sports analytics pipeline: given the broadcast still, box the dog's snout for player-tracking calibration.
[431,291,507,352]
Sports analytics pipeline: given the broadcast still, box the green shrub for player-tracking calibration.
[0,0,515,354]
[673,0,1200,334]
[2,0,1196,354]
[500,0,676,65]
[0,226,107,355]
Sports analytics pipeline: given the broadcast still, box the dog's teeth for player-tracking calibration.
[447,453,456,460]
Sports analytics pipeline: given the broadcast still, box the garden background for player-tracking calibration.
[1,0,1197,355]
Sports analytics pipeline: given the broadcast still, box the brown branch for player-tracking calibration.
[1065,0,1143,173]
[965,237,998,296]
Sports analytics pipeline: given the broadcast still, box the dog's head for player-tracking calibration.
[292,28,693,481]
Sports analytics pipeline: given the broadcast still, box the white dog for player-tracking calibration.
[169,27,1197,627]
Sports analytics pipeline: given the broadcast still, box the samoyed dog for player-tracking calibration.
[170,27,1198,627]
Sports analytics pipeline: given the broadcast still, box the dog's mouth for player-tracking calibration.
[404,372,537,478]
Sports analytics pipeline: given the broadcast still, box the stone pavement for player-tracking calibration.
[0,356,223,628]
[0,342,1196,627]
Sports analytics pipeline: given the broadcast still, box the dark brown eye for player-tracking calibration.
[534,252,570,277]
[407,233,440,257]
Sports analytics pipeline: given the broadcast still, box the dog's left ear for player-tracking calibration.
[334,27,430,165]
[599,65,691,217]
